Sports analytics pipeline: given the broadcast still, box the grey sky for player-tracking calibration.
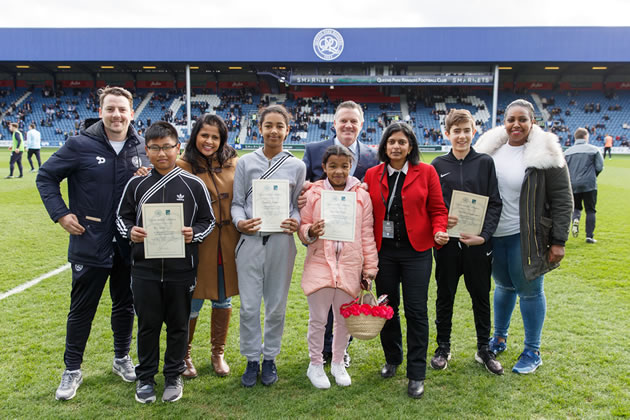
[5,0,630,28]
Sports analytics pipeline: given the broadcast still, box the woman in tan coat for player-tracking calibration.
[176,114,240,378]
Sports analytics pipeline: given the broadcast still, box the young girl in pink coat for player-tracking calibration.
[298,145,379,389]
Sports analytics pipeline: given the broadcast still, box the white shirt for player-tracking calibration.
[333,137,359,176]
[26,129,41,149]
[109,140,126,155]
[492,143,526,237]
[387,161,409,176]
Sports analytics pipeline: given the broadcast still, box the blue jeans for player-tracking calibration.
[492,233,546,353]
[190,265,232,318]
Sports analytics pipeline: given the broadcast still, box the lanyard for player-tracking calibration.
[380,166,402,220]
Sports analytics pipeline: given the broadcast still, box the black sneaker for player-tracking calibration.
[241,361,259,388]
[261,359,278,386]
[475,347,504,375]
[135,379,156,404]
[430,346,451,370]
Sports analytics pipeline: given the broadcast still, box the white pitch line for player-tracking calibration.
[0,263,71,301]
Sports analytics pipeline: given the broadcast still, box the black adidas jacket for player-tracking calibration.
[431,149,502,243]
[116,167,215,281]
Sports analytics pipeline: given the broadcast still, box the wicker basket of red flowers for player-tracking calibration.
[340,290,394,340]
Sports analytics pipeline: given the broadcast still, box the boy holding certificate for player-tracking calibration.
[429,109,504,375]
[116,122,215,403]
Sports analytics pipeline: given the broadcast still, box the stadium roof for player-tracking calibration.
[1,27,629,64]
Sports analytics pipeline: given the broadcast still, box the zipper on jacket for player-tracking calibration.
[161,184,166,282]
[533,179,539,257]
[526,177,531,265]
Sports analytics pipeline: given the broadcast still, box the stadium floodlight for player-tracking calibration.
[498,67,512,70]
[592,66,607,70]
[143,66,156,69]
[544,66,560,70]
[190,66,199,70]
[16,65,29,69]
[100,65,115,69]
[57,65,71,69]
[229,66,243,70]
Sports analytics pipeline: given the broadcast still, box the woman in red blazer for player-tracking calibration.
[365,122,449,399]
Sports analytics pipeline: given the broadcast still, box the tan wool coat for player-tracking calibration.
[177,156,240,300]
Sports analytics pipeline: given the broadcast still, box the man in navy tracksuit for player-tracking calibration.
[429,109,504,375]
[36,87,151,401]
[116,121,214,403]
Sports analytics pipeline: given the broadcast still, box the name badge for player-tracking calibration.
[382,220,394,239]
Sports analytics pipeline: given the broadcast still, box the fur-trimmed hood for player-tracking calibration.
[474,124,565,169]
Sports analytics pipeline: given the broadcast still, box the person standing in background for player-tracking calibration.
[565,127,604,244]
[6,123,24,178]
[26,122,42,172]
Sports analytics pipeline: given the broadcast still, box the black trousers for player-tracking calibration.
[375,241,432,381]
[27,149,41,169]
[131,276,195,381]
[573,190,598,238]
[64,250,134,370]
[9,151,23,176]
[434,239,492,350]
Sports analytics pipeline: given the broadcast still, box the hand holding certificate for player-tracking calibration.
[320,190,356,242]
[252,179,290,232]
[142,203,186,259]
[447,190,489,238]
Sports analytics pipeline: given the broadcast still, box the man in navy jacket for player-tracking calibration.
[303,100,379,182]
[37,86,151,401]
[301,100,379,366]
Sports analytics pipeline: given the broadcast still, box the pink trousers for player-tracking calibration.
[307,287,353,365]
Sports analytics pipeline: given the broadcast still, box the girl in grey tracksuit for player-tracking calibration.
[231,105,306,387]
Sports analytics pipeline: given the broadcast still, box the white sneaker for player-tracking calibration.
[113,355,137,382]
[307,363,331,389]
[572,219,579,238]
[330,362,351,386]
[55,369,83,400]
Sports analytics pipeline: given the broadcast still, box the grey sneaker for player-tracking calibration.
[162,376,183,402]
[55,369,83,400]
[113,355,137,382]
[135,380,156,404]
[586,237,598,244]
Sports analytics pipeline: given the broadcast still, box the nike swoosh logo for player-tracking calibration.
[486,251,493,256]
[440,172,450,178]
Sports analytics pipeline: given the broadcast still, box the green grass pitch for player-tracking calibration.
[0,148,628,418]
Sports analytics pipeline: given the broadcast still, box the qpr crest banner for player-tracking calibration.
[313,29,344,61]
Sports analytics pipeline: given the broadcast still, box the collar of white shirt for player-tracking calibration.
[333,137,358,156]
[387,161,409,176]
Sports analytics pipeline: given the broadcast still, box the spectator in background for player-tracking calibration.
[565,128,604,244]
[603,134,613,159]
[26,122,42,172]
[6,122,25,178]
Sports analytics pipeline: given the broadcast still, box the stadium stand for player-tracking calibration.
[2,86,630,148]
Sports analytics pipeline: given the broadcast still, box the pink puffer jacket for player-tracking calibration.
[299,177,379,297]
